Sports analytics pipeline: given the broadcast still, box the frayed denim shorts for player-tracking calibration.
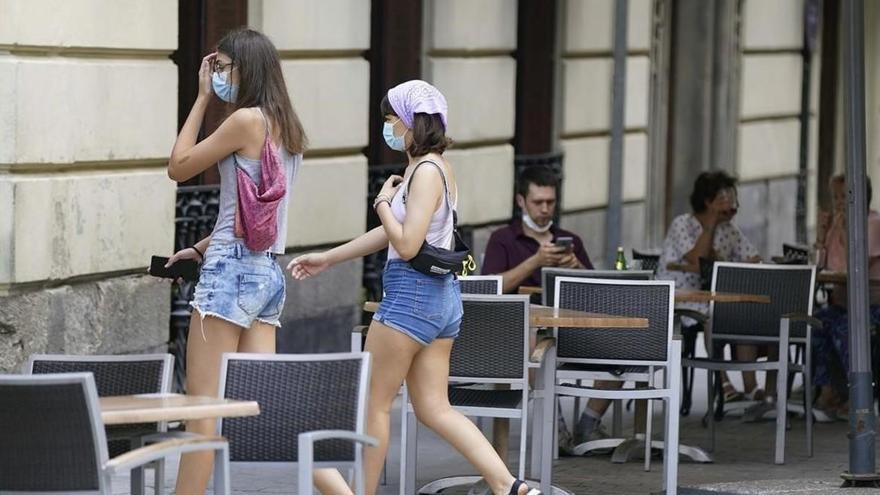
[190,242,286,331]
[373,259,463,346]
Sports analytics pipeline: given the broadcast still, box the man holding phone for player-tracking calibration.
[482,165,593,295]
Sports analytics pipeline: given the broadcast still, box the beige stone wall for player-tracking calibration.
[424,0,517,226]
[0,0,177,287]
[0,0,177,369]
[558,0,652,212]
[252,0,369,247]
[738,0,818,225]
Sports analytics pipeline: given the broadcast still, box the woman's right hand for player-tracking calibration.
[197,52,216,99]
[288,252,332,280]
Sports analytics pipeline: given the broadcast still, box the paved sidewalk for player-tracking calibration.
[111,395,878,494]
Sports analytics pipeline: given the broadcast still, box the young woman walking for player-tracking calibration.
[289,80,541,495]
[165,28,305,494]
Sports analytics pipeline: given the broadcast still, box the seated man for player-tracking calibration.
[812,175,880,421]
[656,171,768,419]
[483,166,612,452]
[481,165,592,294]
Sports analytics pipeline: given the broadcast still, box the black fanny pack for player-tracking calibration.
[404,161,474,277]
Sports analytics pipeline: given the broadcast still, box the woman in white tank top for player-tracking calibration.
[290,80,541,495]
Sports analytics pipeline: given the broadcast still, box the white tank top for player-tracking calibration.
[387,161,457,261]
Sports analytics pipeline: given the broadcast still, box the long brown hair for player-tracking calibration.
[218,28,307,154]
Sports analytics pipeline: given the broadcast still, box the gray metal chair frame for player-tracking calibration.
[540,268,655,457]
[541,267,655,306]
[217,352,378,495]
[26,353,174,495]
[459,275,504,295]
[0,372,229,495]
[681,262,818,465]
[399,295,551,495]
[536,277,681,495]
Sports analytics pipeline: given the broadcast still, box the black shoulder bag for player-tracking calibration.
[403,161,474,276]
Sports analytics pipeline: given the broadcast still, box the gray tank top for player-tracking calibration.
[211,109,301,254]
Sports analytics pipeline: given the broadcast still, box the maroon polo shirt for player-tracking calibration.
[481,219,593,292]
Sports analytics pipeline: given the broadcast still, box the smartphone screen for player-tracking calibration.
[554,236,574,252]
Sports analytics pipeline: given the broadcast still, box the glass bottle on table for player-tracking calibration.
[615,246,628,271]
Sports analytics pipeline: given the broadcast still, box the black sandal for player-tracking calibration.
[509,479,543,495]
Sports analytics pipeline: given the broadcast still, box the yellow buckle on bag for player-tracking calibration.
[461,255,477,276]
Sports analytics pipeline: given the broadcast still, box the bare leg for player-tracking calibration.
[736,345,761,396]
[175,313,243,495]
[407,337,528,495]
[362,322,422,495]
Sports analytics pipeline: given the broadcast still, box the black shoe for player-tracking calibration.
[509,479,542,495]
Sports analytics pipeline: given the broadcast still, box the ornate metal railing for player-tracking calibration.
[170,185,221,392]
[513,152,564,223]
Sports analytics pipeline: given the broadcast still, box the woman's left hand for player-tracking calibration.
[197,52,217,99]
[379,174,404,200]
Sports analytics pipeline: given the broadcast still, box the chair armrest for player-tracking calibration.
[674,308,709,325]
[105,435,227,475]
[782,313,823,329]
[530,337,556,364]
[297,430,379,495]
[141,430,200,444]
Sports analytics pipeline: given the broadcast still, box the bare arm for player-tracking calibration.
[325,227,389,265]
[499,255,541,294]
[375,166,442,260]
[167,53,256,182]
[168,105,255,182]
[193,235,212,258]
[683,225,715,265]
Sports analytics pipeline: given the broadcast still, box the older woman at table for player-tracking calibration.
[812,175,880,421]
[656,171,767,418]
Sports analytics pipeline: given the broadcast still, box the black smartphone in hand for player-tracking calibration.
[554,236,574,252]
[149,256,200,282]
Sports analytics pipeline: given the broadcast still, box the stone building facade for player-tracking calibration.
[1,0,878,372]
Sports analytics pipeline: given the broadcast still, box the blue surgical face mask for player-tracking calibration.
[383,119,407,151]
[212,71,238,103]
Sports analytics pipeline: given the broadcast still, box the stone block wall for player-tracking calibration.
[0,0,177,371]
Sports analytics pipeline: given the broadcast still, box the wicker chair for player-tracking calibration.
[541,267,655,307]
[0,372,229,495]
[218,352,377,495]
[682,262,818,464]
[632,249,661,273]
[459,275,503,295]
[27,353,174,495]
[399,295,554,495]
[539,267,654,455]
[782,243,810,264]
[540,277,681,494]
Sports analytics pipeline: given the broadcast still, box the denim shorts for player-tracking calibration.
[373,259,463,346]
[190,242,286,330]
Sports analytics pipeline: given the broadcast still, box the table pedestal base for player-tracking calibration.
[460,478,574,495]
[611,436,713,464]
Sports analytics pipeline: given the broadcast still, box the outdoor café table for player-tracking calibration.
[100,393,259,495]
[363,301,647,495]
[361,301,647,329]
[101,393,259,425]
[517,286,771,305]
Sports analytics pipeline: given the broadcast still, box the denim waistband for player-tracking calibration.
[207,241,277,260]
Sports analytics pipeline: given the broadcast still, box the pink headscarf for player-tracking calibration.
[387,80,448,130]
